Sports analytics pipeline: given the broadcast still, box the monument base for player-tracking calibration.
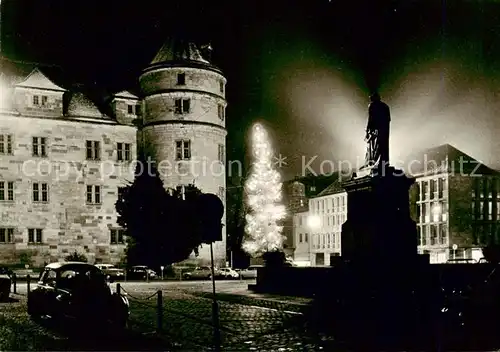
[341,165,418,264]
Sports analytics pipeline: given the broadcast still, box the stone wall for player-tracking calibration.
[0,113,137,266]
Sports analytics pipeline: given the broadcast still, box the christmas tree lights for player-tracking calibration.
[243,123,287,255]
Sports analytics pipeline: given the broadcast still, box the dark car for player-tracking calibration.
[127,266,157,280]
[27,262,129,329]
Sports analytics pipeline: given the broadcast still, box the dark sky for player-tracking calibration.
[2,0,500,179]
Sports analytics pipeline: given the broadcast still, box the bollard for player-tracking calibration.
[146,271,149,283]
[116,283,121,296]
[26,275,31,293]
[156,290,163,334]
[12,273,16,294]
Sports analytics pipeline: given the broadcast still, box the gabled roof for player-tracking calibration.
[315,172,352,197]
[403,143,498,177]
[150,38,210,65]
[113,91,139,100]
[14,67,66,92]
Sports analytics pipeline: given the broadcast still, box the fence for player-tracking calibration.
[10,276,321,350]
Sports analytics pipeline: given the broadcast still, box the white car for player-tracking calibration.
[239,265,263,279]
[218,268,239,279]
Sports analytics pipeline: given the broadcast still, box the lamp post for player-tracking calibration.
[307,214,321,266]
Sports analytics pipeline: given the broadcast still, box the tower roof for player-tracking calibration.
[150,38,210,65]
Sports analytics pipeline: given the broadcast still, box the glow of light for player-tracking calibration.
[431,204,442,215]
[307,214,321,229]
[242,123,287,256]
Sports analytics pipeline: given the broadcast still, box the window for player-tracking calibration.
[305,233,308,243]
[33,183,48,202]
[177,73,186,85]
[0,181,14,201]
[110,228,125,244]
[421,226,427,246]
[440,225,447,245]
[218,104,225,121]
[417,226,422,246]
[117,143,131,161]
[175,140,191,160]
[430,224,438,245]
[86,185,101,204]
[32,137,47,157]
[0,228,13,243]
[174,98,190,114]
[0,135,12,155]
[299,233,303,243]
[28,228,43,243]
[218,144,225,163]
[86,140,100,160]
[489,201,493,220]
[127,105,134,114]
[480,202,484,220]
[41,96,48,106]
[33,96,39,105]
[219,80,224,93]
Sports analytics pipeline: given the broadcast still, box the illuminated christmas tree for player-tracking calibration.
[243,123,287,256]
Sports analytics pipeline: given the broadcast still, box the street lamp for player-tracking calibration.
[307,214,321,266]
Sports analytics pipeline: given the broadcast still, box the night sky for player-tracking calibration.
[2,0,500,179]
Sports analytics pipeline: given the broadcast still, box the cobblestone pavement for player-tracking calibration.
[10,280,331,351]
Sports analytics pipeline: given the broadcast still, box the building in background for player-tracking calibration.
[0,38,227,266]
[292,173,349,266]
[406,144,500,263]
[291,144,500,265]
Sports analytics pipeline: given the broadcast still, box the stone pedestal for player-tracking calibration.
[341,166,418,265]
[338,166,421,347]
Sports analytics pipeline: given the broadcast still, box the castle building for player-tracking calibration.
[0,38,227,267]
[292,144,500,265]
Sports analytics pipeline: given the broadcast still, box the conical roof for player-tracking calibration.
[150,38,209,65]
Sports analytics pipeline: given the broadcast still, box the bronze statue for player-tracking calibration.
[362,93,390,169]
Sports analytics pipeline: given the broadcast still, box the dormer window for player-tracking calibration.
[33,96,39,106]
[177,73,186,85]
[127,105,134,114]
[41,96,48,106]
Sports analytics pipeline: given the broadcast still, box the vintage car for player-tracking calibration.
[183,266,218,280]
[95,264,125,281]
[127,266,157,280]
[218,268,239,279]
[27,262,129,329]
[0,267,11,301]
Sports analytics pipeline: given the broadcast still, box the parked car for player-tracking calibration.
[127,266,157,280]
[0,267,11,301]
[447,259,478,264]
[183,266,216,280]
[218,268,239,279]
[239,265,263,279]
[95,264,125,281]
[27,262,129,329]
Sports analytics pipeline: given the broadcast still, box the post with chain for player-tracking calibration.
[12,273,16,294]
[157,290,163,334]
[116,283,121,296]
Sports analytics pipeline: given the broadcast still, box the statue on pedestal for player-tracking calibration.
[361,93,391,170]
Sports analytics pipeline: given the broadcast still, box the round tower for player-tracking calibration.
[139,38,227,266]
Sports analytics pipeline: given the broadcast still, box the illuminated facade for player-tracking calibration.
[0,38,228,266]
[292,144,500,265]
